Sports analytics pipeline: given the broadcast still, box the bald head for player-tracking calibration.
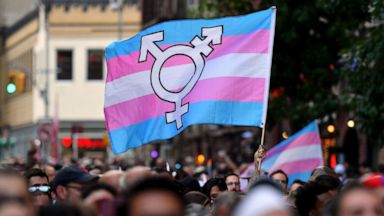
[121,166,152,190]
[99,170,124,192]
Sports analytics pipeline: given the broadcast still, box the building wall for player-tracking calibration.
[42,4,141,121]
[0,2,142,158]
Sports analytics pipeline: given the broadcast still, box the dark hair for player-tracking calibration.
[0,166,21,177]
[291,179,305,186]
[39,203,94,216]
[314,175,341,191]
[180,176,201,193]
[295,181,333,216]
[202,177,227,197]
[81,183,117,200]
[224,172,239,182]
[269,169,289,183]
[121,177,184,215]
[24,168,49,183]
[249,177,284,193]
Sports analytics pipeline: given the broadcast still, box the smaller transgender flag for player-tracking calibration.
[105,8,276,154]
[262,121,324,185]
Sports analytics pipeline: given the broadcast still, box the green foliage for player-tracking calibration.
[191,0,383,143]
[341,0,384,143]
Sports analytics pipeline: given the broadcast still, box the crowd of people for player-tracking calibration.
[0,152,383,216]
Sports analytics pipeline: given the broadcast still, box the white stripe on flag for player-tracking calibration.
[105,53,270,107]
[270,145,323,169]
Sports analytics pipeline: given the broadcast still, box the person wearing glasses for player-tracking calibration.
[50,166,99,203]
[224,173,241,192]
[24,168,52,207]
[269,169,289,193]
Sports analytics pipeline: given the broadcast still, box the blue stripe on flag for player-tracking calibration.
[288,171,312,186]
[109,101,264,153]
[105,8,274,59]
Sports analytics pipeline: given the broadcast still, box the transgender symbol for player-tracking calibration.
[139,26,223,129]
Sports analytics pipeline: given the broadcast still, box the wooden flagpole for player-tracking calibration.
[256,125,266,172]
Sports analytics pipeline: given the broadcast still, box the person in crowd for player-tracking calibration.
[81,183,117,216]
[211,191,241,216]
[224,172,241,192]
[185,203,209,216]
[202,177,227,204]
[99,170,124,193]
[119,166,152,191]
[309,166,338,182]
[38,203,96,216]
[289,179,305,193]
[50,166,99,203]
[184,191,210,207]
[360,173,384,206]
[121,177,185,216]
[0,166,35,216]
[180,176,201,193]
[270,170,289,193]
[295,179,338,216]
[327,181,383,216]
[43,164,57,183]
[233,178,291,216]
[24,168,52,207]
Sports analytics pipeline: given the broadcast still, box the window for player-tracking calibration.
[57,50,73,80]
[87,49,104,80]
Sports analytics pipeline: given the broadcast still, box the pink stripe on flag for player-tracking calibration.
[106,30,270,82]
[266,133,321,157]
[105,77,265,130]
[271,158,323,175]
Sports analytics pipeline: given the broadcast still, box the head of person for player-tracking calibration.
[184,191,210,207]
[51,166,99,203]
[289,179,305,193]
[202,177,227,204]
[269,170,289,192]
[0,167,35,216]
[99,170,124,192]
[224,173,240,192]
[309,166,338,182]
[295,179,337,216]
[81,183,117,209]
[120,166,152,191]
[329,181,383,216]
[360,173,384,206]
[234,178,290,216]
[24,168,52,207]
[39,202,97,216]
[211,191,241,216]
[43,164,57,182]
[122,177,185,216]
[180,176,201,193]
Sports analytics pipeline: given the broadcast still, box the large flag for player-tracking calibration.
[262,121,324,185]
[104,8,276,154]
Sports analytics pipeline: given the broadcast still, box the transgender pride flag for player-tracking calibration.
[262,121,324,185]
[104,8,276,154]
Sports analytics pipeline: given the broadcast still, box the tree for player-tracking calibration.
[341,0,384,144]
[190,0,376,136]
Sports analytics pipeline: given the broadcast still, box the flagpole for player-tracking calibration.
[256,125,266,173]
[254,6,276,174]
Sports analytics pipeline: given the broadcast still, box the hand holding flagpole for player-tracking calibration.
[255,144,266,172]
[255,125,267,174]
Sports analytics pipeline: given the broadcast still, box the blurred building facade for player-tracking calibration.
[0,0,141,160]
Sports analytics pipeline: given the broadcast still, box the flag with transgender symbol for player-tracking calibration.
[104,7,276,154]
